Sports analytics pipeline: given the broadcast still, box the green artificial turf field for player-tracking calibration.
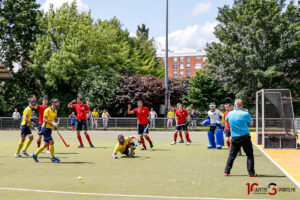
[0,130,299,200]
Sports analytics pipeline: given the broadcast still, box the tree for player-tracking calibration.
[182,70,234,116]
[206,0,300,99]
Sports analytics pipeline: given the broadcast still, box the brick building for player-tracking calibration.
[157,50,209,78]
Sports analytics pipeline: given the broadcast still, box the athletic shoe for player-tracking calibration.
[21,150,30,157]
[129,152,135,157]
[90,143,94,148]
[32,154,39,162]
[224,173,230,176]
[249,173,258,177]
[46,150,50,154]
[216,145,222,149]
[141,146,147,150]
[78,145,84,148]
[179,140,184,143]
[149,142,153,148]
[14,153,22,158]
[171,141,176,145]
[50,157,60,163]
[238,151,242,156]
[207,145,216,149]
[186,142,190,145]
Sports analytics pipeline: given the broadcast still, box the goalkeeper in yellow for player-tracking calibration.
[15,98,36,157]
[112,134,139,159]
[32,99,60,163]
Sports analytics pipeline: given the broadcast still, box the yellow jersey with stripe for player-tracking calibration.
[113,137,131,154]
[21,106,32,126]
[221,112,225,125]
[42,107,58,129]
[167,112,174,119]
[91,111,99,117]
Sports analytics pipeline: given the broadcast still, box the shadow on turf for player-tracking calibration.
[55,152,79,155]
[151,149,170,151]
[39,161,94,164]
[120,156,150,159]
[229,174,286,178]
[90,147,109,149]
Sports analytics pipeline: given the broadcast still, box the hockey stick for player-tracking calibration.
[56,119,70,148]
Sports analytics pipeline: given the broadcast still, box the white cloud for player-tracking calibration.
[40,0,89,13]
[187,2,212,18]
[155,21,218,52]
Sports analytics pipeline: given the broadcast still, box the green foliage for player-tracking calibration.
[206,0,300,99]
[183,70,234,116]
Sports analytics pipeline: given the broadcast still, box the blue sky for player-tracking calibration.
[36,0,297,52]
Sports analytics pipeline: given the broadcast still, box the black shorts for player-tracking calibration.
[176,124,188,131]
[122,146,129,155]
[21,125,32,137]
[42,128,53,143]
[209,124,222,133]
[138,124,149,135]
[76,119,88,131]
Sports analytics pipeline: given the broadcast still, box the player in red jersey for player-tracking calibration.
[36,97,50,151]
[172,103,191,145]
[128,100,153,150]
[67,97,94,148]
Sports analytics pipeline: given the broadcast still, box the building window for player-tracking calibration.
[186,56,190,62]
[203,56,208,61]
[180,64,184,69]
[186,63,190,69]
[196,56,202,60]
[180,71,184,77]
[173,57,177,62]
[195,63,201,69]
[203,63,208,65]
[173,64,177,70]
[180,56,184,62]
[173,72,177,77]
[186,71,190,77]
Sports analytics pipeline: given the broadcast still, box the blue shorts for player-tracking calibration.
[138,124,149,135]
[76,119,87,131]
[176,124,188,131]
[37,124,43,135]
[42,128,53,143]
[21,125,32,137]
[225,130,231,137]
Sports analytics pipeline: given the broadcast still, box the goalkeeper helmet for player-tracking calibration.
[28,98,36,106]
[52,99,60,107]
[209,102,216,110]
[118,134,125,145]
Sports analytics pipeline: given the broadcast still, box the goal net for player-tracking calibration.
[256,89,298,149]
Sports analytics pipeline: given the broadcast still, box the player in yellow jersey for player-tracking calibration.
[220,104,226,127]
[15,98,36,157]
[91,108,99,129]
[32,99,60,163]
[112,134,139,159]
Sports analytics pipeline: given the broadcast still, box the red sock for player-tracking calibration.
[72,125,74,131]
[185,132,190,142]
[140,137,146,147]
[145,136,152,143]
[37,140,41,148]
[226,141,231,148]
[47,145,49,150]
[77,135,83,146]
[174,133,178,142]
[179,132,183,140]
[85,134,92,144]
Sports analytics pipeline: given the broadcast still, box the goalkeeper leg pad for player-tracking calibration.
[215,129,224,149]
[207,131,216,149]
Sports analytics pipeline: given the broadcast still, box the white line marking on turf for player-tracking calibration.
[253,143,300,188]
[0,187,271,200]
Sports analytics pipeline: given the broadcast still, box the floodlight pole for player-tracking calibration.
[164,0,169,117]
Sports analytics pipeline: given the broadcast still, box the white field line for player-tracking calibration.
[0,187,271,200]
[253,143,300,188]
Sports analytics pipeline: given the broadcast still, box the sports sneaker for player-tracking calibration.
[186,141,190,145]
[129,152,135,157]
[21,150,29,157]
[46,150,50,154]
[78,145,84,148]
[249,173,258,177]
[141,146,147,150]
[224,173,230,176]
[171,141,176,145]
[179,140,184,143]
[14,153,22,158]
[32,154,39,162]
[149,142,153,148]
[50,157,60,163]
[90,143,94,148]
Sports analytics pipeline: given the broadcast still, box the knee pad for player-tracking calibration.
[215,129,224,146]
[207,131,216,148]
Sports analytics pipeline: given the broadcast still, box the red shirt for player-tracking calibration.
[133,107,149,125]
[224,111,230,130]
[71,104,90,121]
[36,105,50,124]
[174,108,189,124]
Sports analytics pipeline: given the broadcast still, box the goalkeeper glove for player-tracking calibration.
[113,155,119,159]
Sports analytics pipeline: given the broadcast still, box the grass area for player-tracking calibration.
[0,130,299,200]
